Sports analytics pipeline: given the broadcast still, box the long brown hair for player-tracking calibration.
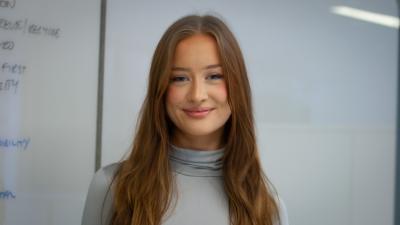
[110,14,281,225]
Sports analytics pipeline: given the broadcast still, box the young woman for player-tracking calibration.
[82,14,289,225]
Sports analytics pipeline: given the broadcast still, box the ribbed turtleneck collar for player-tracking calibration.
[169,144,224,177]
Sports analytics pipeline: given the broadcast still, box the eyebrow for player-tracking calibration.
[171,64,222,71]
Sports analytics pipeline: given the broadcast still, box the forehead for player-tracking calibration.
[173,34,221,68]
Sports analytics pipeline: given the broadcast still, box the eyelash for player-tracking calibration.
[170,74,223,82]
[207,74,224,80]
[170,76,189,82]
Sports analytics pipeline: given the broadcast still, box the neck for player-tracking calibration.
[172,129,224,151]
[168,144,224,177]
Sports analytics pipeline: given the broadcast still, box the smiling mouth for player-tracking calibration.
[183,108,214,118]
[183,106,214,112]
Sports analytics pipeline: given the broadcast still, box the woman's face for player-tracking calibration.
[166,34,231,146]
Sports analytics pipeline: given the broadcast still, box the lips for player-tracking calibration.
[183,107,214,118]
[183,107,214,112]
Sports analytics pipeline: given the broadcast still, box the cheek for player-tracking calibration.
[166,86,184,106]
[214,83,231,117]
[214,83,228,103]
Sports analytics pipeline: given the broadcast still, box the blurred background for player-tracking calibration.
[103,1,398,225]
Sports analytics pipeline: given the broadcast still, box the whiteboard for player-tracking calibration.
[103,1,397,225]
[0,0,100,224]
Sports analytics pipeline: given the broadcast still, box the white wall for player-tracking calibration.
[0,0,100,224]
[103,1,397,225]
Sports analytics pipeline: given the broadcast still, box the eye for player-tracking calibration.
[170,75,189,82]
[207,74,224,80]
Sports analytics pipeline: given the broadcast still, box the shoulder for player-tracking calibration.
[87,162,120,193]
[81,162,121,225]
[87,162,121,200]
[273,194,290,225]
[95,162,120,183]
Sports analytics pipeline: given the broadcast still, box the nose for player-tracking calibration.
[188,78,207,103]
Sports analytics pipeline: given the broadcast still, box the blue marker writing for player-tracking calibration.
[0,137,30,150]
[0,190,16,199]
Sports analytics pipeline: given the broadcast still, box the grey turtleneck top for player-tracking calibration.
[81,145,289,225]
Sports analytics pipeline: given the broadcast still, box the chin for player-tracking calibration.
[181,128,209,136]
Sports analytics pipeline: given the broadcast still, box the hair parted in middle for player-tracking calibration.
[110,14,281,225]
